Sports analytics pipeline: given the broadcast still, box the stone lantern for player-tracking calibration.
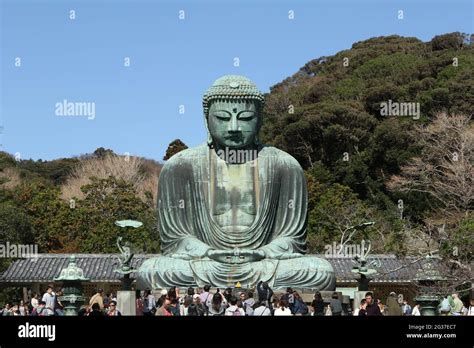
[351,256,378,291]
[414,255,445,316]
[54,255,89,316]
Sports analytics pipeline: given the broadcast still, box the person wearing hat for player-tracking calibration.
[385,292,402,316]
[188,294,206,316]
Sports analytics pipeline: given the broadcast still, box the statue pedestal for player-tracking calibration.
[117,290,136,316]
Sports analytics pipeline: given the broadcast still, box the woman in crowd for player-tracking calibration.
[274,298,292,316]
[107,300,122,316]
[30,293,39,310]
[167,287,181,316]
[142,289,156,316]
[135,289,144,316]
[208,292,226,316]
[292,292,309,315]
[411,303,421,316]
[155,298,173,316]
[311,292,325,316]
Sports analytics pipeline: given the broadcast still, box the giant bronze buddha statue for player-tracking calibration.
[137,75,335,291]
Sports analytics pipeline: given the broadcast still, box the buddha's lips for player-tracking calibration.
[224,134,243,141]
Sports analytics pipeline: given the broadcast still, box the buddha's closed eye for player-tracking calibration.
[238,111,255,120]
[212,111,231,120]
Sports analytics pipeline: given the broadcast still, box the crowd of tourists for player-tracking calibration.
[0,285,122,316]
[132,285,474,317]
[353,292,472,316]
[1,283,473,317]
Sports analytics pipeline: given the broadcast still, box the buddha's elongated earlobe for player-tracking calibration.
[204,116,213,147]
[207,131,214,147]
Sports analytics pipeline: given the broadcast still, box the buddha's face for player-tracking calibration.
[208,100,260,149]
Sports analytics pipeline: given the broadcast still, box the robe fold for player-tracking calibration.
[137,144,335,290]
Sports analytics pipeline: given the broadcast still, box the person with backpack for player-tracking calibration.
[180,287,195,306]
[256,281,274,307]
[188,294,206,316]
[199,285,212,305]
[225,296,245,316]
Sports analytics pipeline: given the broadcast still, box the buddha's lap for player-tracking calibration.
[139,254,334,275]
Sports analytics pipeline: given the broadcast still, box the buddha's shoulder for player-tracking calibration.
[162,143,208,167]
[259,145,303,169]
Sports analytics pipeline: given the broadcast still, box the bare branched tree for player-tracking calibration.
[61,154,159,206]
[387,113,473,293]
[388,113,473,214]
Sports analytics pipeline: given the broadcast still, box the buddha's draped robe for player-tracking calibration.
[137,144,335,290]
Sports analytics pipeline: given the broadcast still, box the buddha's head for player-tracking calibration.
[203,75,265,149]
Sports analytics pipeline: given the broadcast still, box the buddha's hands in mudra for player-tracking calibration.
[206,248,265,264]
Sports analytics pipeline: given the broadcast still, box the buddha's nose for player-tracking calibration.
[228,115,240,132]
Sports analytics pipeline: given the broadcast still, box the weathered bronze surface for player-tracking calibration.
[137,75,335,290]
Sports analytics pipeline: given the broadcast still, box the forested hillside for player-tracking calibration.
[260,33,472,286]
[0,34,472,286]
[0,148,162,263]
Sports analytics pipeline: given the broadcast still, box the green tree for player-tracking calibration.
[163,139,188,160]
[13,182,69,251]
[75,176,159,253]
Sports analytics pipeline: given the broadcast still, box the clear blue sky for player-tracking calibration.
[1,0,472,161]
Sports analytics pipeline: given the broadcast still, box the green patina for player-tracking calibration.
[137,75,336,291]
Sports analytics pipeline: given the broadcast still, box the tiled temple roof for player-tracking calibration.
[0,254,427,284]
